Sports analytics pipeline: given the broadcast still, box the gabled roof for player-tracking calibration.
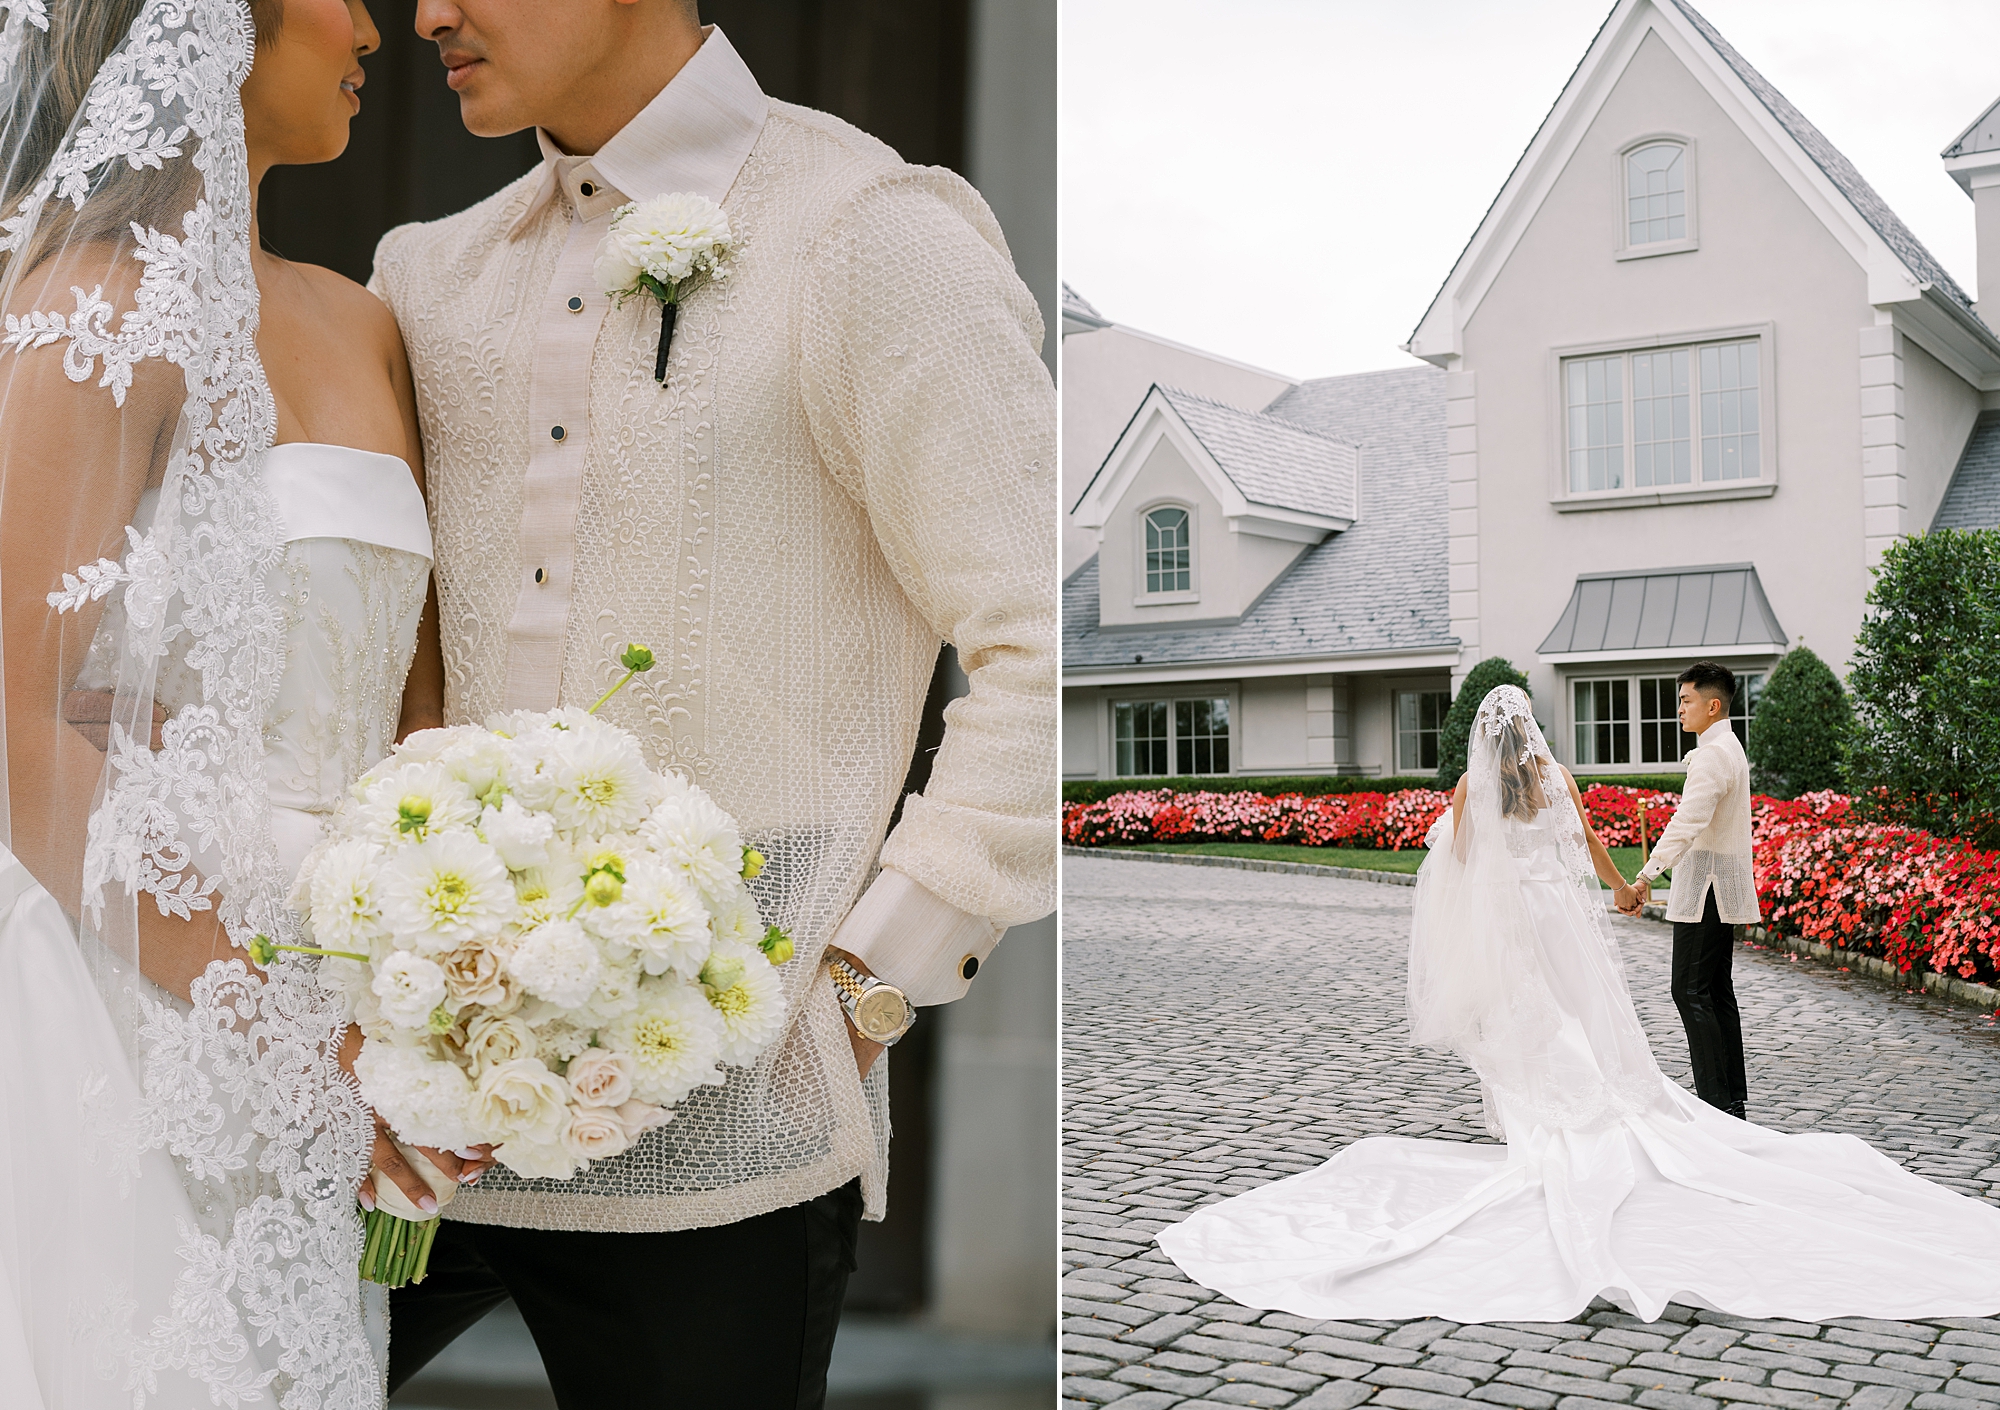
[1537,562,1787,659]
[1153,386,1359,522]
[1064,366,1455,670]
[1408,0,1994,367]
[1668,0,1972,314]
[1932,411,2000,531]
[1944,95,2000,160]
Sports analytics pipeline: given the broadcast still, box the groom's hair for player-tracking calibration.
[1676,660,1736,707]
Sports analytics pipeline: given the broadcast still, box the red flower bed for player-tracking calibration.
[1751,790,2000,986]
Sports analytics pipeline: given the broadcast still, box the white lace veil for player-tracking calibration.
[0,1,378,1402]
[1408,686,1667,1137]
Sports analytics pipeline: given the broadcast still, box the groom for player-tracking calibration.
[369,2,1055,1405]
[1623,660,1758,1119]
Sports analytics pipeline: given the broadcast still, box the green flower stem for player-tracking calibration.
[587,643,657,715]
[587,670,640,716]
[360,1205,444,1288]
[251,938,368,966]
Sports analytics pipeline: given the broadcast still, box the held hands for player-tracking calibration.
[1613,878,1652,916]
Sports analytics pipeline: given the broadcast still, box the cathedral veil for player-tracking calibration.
[0,1,377,1403]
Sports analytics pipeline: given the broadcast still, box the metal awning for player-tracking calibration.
[1537,563,1787,664]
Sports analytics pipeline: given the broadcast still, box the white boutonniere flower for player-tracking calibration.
[594,192,734,383]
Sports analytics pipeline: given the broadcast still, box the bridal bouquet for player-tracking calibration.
[255,647,793,1285]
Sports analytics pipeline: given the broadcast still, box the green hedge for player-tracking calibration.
[1061,772,1687,804]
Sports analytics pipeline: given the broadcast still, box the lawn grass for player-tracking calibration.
[1094,841,1664,886]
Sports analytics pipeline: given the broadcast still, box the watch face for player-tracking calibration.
[854,986,911,1042]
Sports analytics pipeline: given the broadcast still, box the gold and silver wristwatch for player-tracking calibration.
[826,953,916,1046]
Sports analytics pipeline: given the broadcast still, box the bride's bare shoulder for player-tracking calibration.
[274,259,402,354]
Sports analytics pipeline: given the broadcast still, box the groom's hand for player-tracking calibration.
[1631,878,1652,912]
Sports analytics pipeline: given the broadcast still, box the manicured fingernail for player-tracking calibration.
[418,1195,438,1214]
[458,1170,479,1183]
[453,1148,480,1159]
[359,1189,375,1211]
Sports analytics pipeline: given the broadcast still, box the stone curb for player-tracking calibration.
[1063,845,1419,887]
[1068,848,2000,1018]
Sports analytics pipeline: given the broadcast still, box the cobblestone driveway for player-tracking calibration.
[1061,854,2000,1410]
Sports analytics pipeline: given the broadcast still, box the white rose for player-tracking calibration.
[438,938,511,1008]
[614,1099,669,1141]
[562,1105,632,1163]
[460,1012,536,1078]
[566,1047,635,1108]
[372,952,447,1030]
[507,920,603,1008]
[494,1133,584,1182]
[469,1057,570,1144]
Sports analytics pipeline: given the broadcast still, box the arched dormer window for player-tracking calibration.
[1143,505,1191,595]
[1626,141,1687,246]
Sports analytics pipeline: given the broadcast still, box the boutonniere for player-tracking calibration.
[594,192,734,383]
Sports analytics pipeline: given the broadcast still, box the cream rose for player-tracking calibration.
[468,1057,569,1143]
[438,938,511,1008]
[460,1013,536,1078]
[614,1099,669,1141]
[562,1106,632,1162]
[566,1047,635,1108]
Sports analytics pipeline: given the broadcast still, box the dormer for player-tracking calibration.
[1070,385,1359,630]
[1944,95,2000,320]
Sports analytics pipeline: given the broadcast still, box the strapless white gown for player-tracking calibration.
[1157,805,2000,1324]
[0,444,430,1408]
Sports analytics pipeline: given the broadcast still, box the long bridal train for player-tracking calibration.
[1158,693,2000,1325]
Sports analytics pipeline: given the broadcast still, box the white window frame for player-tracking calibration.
[1560,668,1769,773]
[1394,688,1452,775]
[1106,689,1237,779]
[1133,499,1200,605]
[1614,134,1699,261]
[1548,323,1778,512]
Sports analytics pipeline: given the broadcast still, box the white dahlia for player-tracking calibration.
[596,192,732,295]
[700,940,786,1066]
[306,838,388,955]
[355,1041,476,1151]
[506,920,603,1008]
[356,761,481,845]
[603,981,726,1107]
[707,884,766,950]
[512,851,585,930]
[379,831,515,949]
[480,797,555,872]
[544,727,657,836]
[592,859,710,979]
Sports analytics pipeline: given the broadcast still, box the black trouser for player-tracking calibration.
[387,1178,864,1409]
[1670,888,1747,1112]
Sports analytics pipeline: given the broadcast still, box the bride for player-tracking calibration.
[0,1,482,1403]
[1159,685,2000,1323]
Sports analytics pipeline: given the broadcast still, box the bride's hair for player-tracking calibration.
[1491,716,1551,823]
[0,0,282,280]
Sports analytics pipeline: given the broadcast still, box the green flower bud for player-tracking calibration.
[759,925,794,966]
[427,1004,455,1035]
[396,794,432,835]
[700,954,746,992]
[741,848,766,881]
[620,643,657,673]
[248,934,278,968]
[585,871,623,907]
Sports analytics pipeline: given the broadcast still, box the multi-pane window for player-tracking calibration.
[1571,672,1765,768]
[1396,690,1451,772]
[1631,349,1690,487]
[1627,143,1687,245]
[1114,701,1170,777]
[1175,699,1230,775]
[1566,357,1624,492]
[1564,339,1761,494]
[1144,506,1191,594]
[1573,679,1631,767]
[1698,342,1759,482]
[1113,697,1229,777]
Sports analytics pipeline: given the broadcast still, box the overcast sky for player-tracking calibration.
[1060,0,2000,380]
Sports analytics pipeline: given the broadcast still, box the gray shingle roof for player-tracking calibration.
[1669,0,1976,315]
[1061,282,1110,334]
[1537,563,1787,655]
[1153,386,1358,522]
[1064,365,1455,670]
[1932,411,2000,531]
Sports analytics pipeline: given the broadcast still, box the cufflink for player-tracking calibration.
[960,954,979,981]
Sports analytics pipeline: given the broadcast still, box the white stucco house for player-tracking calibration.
[1063,0,2000,784]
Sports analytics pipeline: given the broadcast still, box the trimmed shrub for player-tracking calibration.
[1844,529,2000,845]
[1434,656,1533,790]
[1062,774,1441,806]
[1746,645,1851,798]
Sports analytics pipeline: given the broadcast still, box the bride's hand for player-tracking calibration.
[334,1025,494,1210]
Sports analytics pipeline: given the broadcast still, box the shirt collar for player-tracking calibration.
[507,24,769,239]
[1694,716,1733,744]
